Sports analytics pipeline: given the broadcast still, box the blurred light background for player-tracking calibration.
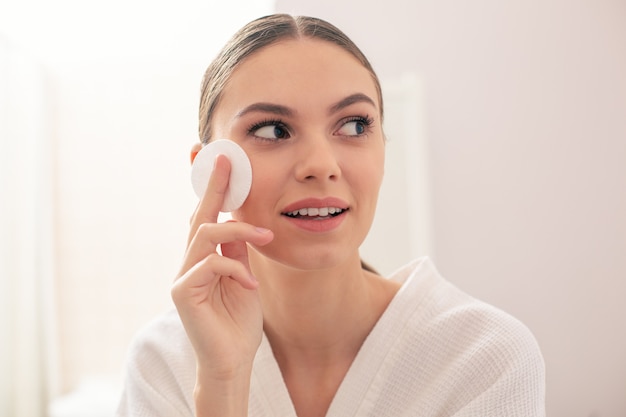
[1,0,624,416]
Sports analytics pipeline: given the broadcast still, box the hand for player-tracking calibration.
[171,154,273,378]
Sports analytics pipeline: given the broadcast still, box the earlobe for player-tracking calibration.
[190,142,203,165]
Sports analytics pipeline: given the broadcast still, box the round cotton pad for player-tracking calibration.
[191,139,252,212]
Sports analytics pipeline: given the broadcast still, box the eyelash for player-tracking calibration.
[246,114,375,142]
[338,115,375,136]
[247,118,289,141]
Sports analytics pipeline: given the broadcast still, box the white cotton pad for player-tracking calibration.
[190,139,252,212]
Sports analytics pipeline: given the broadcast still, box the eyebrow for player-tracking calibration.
[235,92,377,119]
[236,103,294,118]
[328,93,377,114]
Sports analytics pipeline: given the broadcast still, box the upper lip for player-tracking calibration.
[281,197,349,214]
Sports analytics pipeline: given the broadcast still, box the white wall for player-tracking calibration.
[50,60,200,392]
[1,38,57,417]
[274,1,626,417]
[2,0,624,414]
[1,0,274,398]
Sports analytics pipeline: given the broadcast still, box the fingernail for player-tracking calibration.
[255,227,270,234]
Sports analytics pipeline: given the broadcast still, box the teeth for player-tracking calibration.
[287,207,344,217]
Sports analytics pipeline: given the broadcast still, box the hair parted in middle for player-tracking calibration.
[198,13,384,144]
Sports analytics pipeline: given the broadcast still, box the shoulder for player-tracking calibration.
[385,259,545,415]
[400,276,545,377]
[434,299,546,415]
[116,309,196,416]
[434,294,545,384]
[392,258,544,369]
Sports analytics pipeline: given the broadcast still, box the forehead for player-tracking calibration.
[218,39,380,115]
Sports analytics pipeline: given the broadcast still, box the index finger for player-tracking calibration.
[189,154,231,243]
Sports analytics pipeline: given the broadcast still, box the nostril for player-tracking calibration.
[295,144,342,181]
[303,173,338,181]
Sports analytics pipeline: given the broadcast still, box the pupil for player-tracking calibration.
[355,122,365,135]
[274,126,285,138]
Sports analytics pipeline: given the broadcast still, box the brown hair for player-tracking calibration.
[198,13,384,144]
[198,14,381,275]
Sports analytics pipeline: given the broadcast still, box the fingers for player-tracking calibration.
[180,222,273,277]
[178,152,274,297]
[188,154,231,245]
[172,254,258,307]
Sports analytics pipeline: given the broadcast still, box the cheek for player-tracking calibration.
[354,148,385,191]
[249,158,283,197]
[232,160,281,220]
[373,149,385,182]
[368,168,385,200]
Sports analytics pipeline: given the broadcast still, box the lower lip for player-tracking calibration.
[282,212,347,233]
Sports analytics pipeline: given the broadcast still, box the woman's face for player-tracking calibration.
[211,39,385,271]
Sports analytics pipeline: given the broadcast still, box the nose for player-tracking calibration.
[294,135,341,182]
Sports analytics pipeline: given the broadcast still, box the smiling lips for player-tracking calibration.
[284,207,346,219]
[280,198,349,231]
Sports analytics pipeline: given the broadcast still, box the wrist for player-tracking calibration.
[194,363,253,417]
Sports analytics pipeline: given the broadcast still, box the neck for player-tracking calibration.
[248,249,399,365]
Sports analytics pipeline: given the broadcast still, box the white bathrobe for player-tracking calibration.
[116,257,545,416]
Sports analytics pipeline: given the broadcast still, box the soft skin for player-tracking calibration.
[212,39,385,271]
[181,39,399,417]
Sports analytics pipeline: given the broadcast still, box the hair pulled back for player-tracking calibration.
[198,14,383,144]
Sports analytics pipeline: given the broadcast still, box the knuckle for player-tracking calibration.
[196,222,213,234]
[194,222,217,242]
[170,281,183,301]
[205,252,223,264]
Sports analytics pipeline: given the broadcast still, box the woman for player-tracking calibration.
[117,14,545,417]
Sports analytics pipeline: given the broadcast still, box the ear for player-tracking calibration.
[190,142,203,165]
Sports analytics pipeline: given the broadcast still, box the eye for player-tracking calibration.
[249,120,290,141]
[340,121,366,135]
[335,116,373,137]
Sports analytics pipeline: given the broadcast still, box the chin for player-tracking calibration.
[249,241,357,273]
